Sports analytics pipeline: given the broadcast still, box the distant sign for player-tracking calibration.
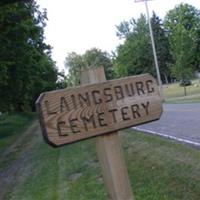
[36,74,162,147]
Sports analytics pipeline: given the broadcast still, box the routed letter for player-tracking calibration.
[146,80,155,93]
[131,104,141,118]
[103,88,113,102]
[57,121,68,136]
[108,109,118,123]
[121,106,130,121]
[97,112,107,127]
[45,100,57,115]
[136,82,145,95]
[92,90,102,104]
[68,118,80,133]
[60,97,70,112]
[114,85,124,100]
[141,101,150,115]
[81,114,96,131]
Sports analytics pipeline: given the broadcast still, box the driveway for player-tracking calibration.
[134,103,200,147]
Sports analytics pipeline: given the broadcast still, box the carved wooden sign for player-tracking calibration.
[36,74,162,147]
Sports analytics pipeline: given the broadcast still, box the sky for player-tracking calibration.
[36,0,200,72]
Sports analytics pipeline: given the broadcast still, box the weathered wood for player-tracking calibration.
[81,67,134,200]
[36,72,162,147]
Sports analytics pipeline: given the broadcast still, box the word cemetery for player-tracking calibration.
[36,73,162,146]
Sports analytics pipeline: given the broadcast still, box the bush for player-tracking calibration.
[179,79,192,86]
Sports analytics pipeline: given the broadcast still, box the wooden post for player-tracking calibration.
[184,86,187,96]
[81,67,134,200]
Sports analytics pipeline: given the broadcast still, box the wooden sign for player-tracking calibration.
[36,74,162,147]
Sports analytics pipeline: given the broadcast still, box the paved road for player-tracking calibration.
[134,103,200,147]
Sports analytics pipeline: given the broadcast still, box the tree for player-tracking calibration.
[151,12,171,83]
[0,0,29,7]
[114,13,172,83]
[65,48,114,86]
[170,24,194,80]
[114,14,154,78]
[0,1,58,112]
[164,3,200,80]
[116,20,133,39]
[65,52,84,86]
[84,48,114,80]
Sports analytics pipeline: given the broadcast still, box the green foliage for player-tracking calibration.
[0,113,35,151]
[114,14,154,78]
[114,4,200,83]
[0,0,29,7]
[115,19,134,39]
[151,12,171,83]
[84,48,114,80]
[65,52,84,86]
[114,13,171,83]
[1,120,200,199]
[65,48,114,86]
[123,130,200,200]
[0,1,58,112]
[164,3,200,80]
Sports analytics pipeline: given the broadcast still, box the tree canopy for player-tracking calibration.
[1,2,200,113]
[0,0,58,112]
[114,14,170,81]
[114,3,200,83]
[151,12,171,83]
[164,3,200,80]
[65,48,114,86]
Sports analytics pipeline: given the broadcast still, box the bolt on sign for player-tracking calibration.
[36,74,162,147]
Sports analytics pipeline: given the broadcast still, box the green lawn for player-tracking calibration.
[0,113,35,152]
[1,116,200,200]
[123,130,200,200]
[0,113,36,171]
[163,79,200,103]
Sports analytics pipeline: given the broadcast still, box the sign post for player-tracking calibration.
[36,67,162,199]
[36,72,162,146]
[81,67,134,200]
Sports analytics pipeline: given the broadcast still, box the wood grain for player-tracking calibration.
[81,67,134,200]
[36,73,162,147]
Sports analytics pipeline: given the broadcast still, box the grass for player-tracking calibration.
[4,130,106,200]
[0,113,36,152]
[123,130,200,200]
[166,95,200,104]
[163,79,200,103]
[1,117,200,200]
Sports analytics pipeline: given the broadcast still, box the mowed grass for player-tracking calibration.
[0,113,35,152]
[165,95,200,104]
[3,126,107,200]
[123,130,200,200]
[1,116,200,200]
[163,79,200,103]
